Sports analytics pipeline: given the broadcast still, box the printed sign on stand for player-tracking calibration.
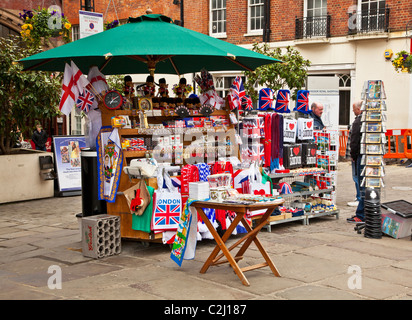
[53,136,86,192]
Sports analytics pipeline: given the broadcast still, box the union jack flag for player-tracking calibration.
[258,88,273,110]
[153,203,181,229]
[275,89,290,113]
[294,90,311,114]
[241,95,253,111]
[76,89,94,112]
[230,76,245,103]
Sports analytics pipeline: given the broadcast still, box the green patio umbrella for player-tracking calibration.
[19,14,280,76]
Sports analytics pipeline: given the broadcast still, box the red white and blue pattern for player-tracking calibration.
[230,76,246,101]
[154,203,181,228]
[258,88,274,110]
[76,89,94,112]
[294,90,311,114]
[274,89,290,113]
[241,95,253,111]
[279,182,293,194]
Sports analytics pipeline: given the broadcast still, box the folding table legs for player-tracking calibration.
[195,207,281,286]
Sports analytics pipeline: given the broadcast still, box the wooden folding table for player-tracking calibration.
[191,199,284,286]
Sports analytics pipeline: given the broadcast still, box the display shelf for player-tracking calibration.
[269,169,326,179]
[253,209,340,232]
[123,150,149,158]
[280,187,334,198]
[305,209,340,224]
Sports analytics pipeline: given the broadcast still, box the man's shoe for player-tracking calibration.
[347,216,364,223]
[347,200,359,207]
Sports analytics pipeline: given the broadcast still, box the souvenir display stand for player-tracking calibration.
[99,97,236,242]
[237,103,339,231]
[96,75,341,246]
[356,80,387,238]
[360,80,386,191]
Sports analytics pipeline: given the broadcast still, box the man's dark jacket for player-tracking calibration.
[350,114,362,160]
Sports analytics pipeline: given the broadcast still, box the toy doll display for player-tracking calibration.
[173,77,192,99]
[142,75,156,98]
[157,78,169,98]
[123,75,135,99]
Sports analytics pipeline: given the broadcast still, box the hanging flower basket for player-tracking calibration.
[392,50,412,73]
[19,8,72,49]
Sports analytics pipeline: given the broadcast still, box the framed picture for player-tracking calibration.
[365,155,382,166]
[365,133,382,144]
[367,80,384,99]
[366,122,381,133]
[366,144,383,155]
[138,97,153,111]
[364,166,381,177]
[364,112,382,122]
[365,177,381,188]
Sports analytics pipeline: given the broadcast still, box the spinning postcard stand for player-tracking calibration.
[360,80,387,189]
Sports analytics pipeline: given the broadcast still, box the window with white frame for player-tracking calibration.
[306,0,327,18]
[304,0,328,37]
[210,0,226,36]
[72,25,79,41]
[359,0,386,32]
[248,0,264,34]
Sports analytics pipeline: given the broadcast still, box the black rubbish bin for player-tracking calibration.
[80,148,107,216]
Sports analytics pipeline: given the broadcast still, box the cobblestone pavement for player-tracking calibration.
[0,161,411,301]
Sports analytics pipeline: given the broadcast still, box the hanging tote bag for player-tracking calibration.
[249,162,271,217]
[151,169,182,231]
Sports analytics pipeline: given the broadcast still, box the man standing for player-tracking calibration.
[310,102,325,130]
[347,101,363,207]
[32,124,48,151]
[347,101,365,223]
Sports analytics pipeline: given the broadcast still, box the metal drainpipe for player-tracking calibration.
[180,0,184,27]
[263,0,271,42]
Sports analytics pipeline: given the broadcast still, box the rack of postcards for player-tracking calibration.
[360,80,387,189]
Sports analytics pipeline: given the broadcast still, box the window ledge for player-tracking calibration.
[210,33,227,39]
[294,37,330,45]
[244,31,263,37]
[347,32,389,41]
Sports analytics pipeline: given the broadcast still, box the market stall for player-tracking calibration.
[19,13,342,270]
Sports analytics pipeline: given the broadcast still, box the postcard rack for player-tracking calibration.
[360,80,387,189]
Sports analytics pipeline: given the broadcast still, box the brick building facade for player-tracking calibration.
[181,0,412,129]
[2,1,412,129]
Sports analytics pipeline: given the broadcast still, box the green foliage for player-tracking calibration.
[0,36,61,154]
[244,44,311,101]
[107,74,124,93]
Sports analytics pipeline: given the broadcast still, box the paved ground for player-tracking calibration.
[0,161,411,302]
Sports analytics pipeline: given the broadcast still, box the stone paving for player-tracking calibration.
[0,161,411,300]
